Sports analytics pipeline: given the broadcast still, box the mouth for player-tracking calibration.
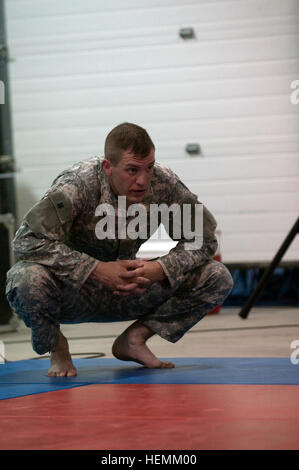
[130,189,146,195]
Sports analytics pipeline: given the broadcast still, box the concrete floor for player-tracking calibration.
[1,306,298,363]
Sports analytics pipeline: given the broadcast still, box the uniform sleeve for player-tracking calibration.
[156,179,218,289]
[12,174,99,291]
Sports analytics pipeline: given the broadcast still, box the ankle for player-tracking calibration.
[127,321,155,344]
[51,331,69,353]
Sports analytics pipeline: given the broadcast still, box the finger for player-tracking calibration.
[115,286,147,296]
[119,268,144,278]
[113,290,131,296]
[134,287,147,295]
[114,284,148,296]
[135,276,151,286]
[116,283,138,292]
[123,260,144,270]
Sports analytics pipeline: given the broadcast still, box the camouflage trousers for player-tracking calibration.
[6,259,233,355]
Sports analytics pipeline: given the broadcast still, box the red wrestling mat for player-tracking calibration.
[0,384,299,450]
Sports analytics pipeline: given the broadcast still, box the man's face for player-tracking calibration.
[103,148,155,204]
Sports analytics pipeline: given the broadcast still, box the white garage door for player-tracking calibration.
[5,0,299,262]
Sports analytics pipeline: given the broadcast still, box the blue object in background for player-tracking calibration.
[223,267,299,307]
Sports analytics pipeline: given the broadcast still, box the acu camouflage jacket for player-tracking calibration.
[12,157,218,292]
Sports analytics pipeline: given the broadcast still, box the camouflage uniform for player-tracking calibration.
[6,157,233,354]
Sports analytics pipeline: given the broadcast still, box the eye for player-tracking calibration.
[127,168,137,175]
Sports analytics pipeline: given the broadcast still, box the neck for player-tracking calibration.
[108,177,132,208]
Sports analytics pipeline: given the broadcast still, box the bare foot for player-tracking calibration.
[47,330,77,377]
[112,320,175,369]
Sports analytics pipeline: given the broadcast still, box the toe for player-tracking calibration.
[162,361,175,369]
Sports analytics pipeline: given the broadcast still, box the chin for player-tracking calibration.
[127,195,144,203]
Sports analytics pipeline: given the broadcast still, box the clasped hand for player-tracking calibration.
[90,258,165,297]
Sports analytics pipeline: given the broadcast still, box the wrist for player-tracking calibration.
[90,261,104,280]
[152,261,166,282]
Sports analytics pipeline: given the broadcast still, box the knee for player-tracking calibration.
[6,262,57,316]
[182,260,234,296]
[214,261,234,294]
[7,261,50,295]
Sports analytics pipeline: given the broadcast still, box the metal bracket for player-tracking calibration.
[186,143,201,155]
[179,27,195,39]
[0,43,14,62]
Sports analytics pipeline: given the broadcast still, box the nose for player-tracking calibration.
[136,173,147,187]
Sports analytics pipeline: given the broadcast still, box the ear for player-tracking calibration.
[102,159,112,177]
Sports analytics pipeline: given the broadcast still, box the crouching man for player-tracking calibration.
[6,122,233,376]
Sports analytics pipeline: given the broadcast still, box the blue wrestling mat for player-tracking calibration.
[0,357,298,400]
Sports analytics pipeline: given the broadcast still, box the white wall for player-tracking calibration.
[5,0,299,263]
